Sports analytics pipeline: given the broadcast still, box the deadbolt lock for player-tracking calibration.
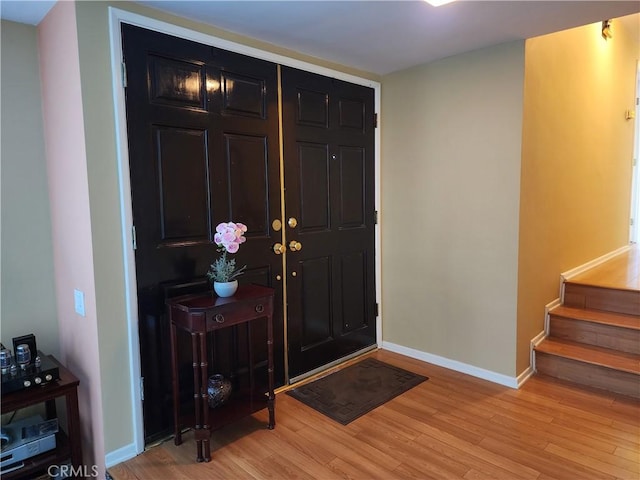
[272,243,286,255]
[272,219,282,232]
[289,241,302,252]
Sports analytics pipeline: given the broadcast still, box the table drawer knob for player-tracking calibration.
[214,314,225,324]
[255,304,264,314]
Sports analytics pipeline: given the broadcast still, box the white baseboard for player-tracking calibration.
[516,366,535,387]
[530,329,547,374]
[105,442,137,469]
[382,342,519,389]
[558,245,629,304]
[544,298,561,332]
[531,329,547,347]
[560,245,630,282]
[526,299,558,378]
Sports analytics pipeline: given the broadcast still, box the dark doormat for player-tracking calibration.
[286,357,428,425]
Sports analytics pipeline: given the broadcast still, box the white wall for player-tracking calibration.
[381,41,525,377]
[1,20,59,356]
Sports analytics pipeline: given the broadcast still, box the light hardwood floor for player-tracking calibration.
[569,245,640,292]
[109,350,640,480]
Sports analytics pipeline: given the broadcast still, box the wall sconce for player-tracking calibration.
[602,19,613,40]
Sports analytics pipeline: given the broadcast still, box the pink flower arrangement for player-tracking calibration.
[207,222,248,283]
[213,221,247,253]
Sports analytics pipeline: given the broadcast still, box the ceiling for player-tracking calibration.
[0,1,56,25]
[2,1,638,75]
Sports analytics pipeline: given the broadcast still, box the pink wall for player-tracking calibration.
[38,1,106,475]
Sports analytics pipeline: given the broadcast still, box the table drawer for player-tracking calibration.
[206,299,271,330]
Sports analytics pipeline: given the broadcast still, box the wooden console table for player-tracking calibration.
[167,284,275,462]
[0,356,82,479]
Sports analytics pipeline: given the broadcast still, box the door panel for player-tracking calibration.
[149,55,206,109]
[338,146,366,227]
[298,142,330,230]
[282,67,376,378]
[155,127,210,243]
[122,24,283,443]
[340,251,367,332]
[300,256,333,349]
[225,133,270,231]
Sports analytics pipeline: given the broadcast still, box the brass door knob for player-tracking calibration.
[289,241,302,252]
[273,243,286,255]
[288,217,298,228]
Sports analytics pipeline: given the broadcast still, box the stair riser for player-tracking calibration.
[564,284,640,316]
[549,316,640,355]
[535,352,640,399]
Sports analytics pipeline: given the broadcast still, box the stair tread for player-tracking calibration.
[564,279,640,293]
[564,246,640,292]
[550,305,640,330]
[535,338,640,374]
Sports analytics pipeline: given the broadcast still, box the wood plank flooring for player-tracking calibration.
[109,350,640,480]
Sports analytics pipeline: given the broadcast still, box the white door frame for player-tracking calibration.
[107,6,382,459]
[630,60,640,244]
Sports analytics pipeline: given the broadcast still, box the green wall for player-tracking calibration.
[1,21,59,356]
[381,41,525,377]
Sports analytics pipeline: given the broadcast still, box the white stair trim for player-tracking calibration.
[560,245,630,303]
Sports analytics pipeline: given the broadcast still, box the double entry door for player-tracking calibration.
[122,24,376,442]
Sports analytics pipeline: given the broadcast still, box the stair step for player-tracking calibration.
[548,306,640,354]
[535,247,640,397]
[550,305,640,330]
[535,338,640,375]
[534,338,640,398]
[566,246,639,292]
[564,282,640,316]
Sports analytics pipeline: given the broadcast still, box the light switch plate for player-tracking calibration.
[74,289,85,317]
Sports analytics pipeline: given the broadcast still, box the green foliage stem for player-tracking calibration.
[206,250,247,283]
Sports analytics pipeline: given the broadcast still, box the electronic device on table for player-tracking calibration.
[0,415,59,475]
[0,334,62,475]
[0,334,60,394]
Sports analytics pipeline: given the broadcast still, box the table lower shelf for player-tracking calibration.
[179,390,270,434]
[2,430,71,480]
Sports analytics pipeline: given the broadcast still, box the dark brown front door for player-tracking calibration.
[122,25,283,442]
[281,67,377,379]
[122,25,376,442]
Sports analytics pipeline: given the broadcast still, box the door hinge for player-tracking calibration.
[374,303,379,317]
[132,225,137,250]
[121,61,127,88]
[374,210,379,225]
[374,113,378,128]
[631,218,635,227]
[140,376,144,401]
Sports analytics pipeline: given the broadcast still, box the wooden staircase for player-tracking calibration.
[534,247,640,398]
